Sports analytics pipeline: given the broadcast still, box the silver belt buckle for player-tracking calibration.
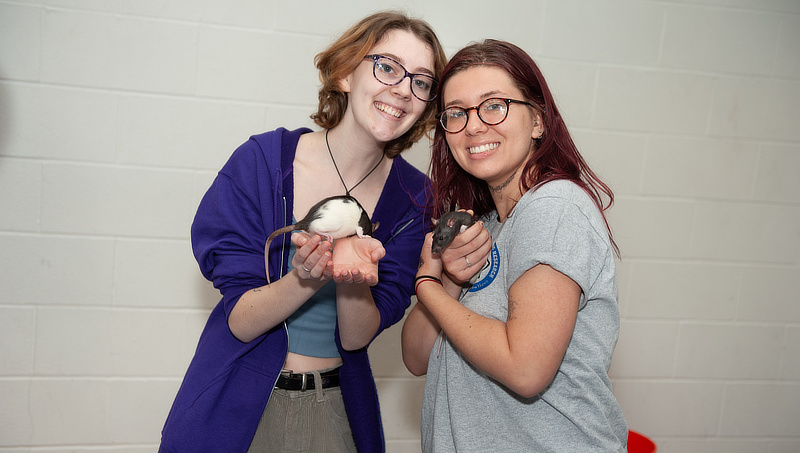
[301,373,308,391]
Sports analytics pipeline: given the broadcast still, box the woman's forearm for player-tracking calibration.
[335,283,381,351]
[416,265,579,399]
[228,270,326,343]
[401,301,441,375]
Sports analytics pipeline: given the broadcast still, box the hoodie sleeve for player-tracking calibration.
[191,138,277,320]
[367,160,432,338]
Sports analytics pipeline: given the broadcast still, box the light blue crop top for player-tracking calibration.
[285,236,340,358]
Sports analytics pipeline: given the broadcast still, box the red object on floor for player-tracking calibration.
[628,430,656,453]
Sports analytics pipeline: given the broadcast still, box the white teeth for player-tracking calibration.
[468,143,499,154]
[376,102,402,118]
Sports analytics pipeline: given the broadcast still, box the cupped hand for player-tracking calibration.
[331,235,385,286]
[439,220,491,285]
[291,232,333,281]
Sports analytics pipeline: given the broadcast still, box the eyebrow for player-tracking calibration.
[444,90,506,109]
[377,52,435,77]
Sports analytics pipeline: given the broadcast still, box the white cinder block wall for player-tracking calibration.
[1,0,798,451]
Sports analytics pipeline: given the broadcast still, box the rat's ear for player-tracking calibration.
[431,217,439,226]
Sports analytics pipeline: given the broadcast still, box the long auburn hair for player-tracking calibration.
[312,11,447,158]
[430,39,618,255]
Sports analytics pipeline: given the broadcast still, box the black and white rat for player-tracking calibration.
[431,211,475,254]
[264,195,373,283]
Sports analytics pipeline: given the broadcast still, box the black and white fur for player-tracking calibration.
[264,195,373,283]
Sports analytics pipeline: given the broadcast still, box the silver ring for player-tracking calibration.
[301,265,311,273]
[465,256,471,267]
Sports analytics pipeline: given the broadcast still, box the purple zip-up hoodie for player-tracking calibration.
[159,128,431,452]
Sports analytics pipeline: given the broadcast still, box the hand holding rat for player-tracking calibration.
[331,236,385,286]
[291,232,334,281]
[417,232,444,281]
[417,233,465,300]
[439,217,492,285]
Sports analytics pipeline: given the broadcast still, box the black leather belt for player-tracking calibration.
[275,367,341,391]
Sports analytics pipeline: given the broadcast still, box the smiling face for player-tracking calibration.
[442,65,543,189]
[339,29,436,145]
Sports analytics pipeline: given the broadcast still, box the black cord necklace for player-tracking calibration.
[325,128,385,196]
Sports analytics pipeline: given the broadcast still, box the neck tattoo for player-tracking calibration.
[489,169,518,193]
[326,129,385,196]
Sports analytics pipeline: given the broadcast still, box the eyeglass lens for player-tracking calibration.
[371,56,438,102]
[439,98,511,133]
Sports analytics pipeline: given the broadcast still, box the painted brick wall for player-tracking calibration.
[1,1,798,452]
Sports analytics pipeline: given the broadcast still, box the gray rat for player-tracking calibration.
[431,211,475,254]
[264,195,373,284]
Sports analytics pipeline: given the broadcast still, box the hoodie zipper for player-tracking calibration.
[270,195,290,393]
[388,217,415,245]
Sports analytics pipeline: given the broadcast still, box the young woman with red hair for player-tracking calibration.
[402,40,628,452]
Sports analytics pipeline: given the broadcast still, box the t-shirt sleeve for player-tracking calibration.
[505,192,610,310]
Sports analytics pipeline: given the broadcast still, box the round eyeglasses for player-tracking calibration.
[364,54,439,102]
[437,98,535,133]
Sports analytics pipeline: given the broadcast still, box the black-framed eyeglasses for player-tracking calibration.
[364,54,439,102]
[436,98,535,133]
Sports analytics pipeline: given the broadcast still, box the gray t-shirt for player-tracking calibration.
[421,180,627,452]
